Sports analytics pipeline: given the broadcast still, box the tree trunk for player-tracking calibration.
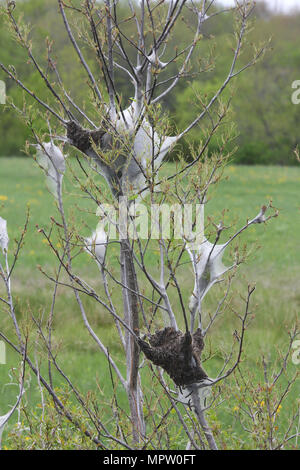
[187,383,218,450]
[120,239,145,444]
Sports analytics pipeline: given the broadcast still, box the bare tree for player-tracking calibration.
[0,0,297,450]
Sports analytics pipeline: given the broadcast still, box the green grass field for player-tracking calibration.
[0,157,299,449]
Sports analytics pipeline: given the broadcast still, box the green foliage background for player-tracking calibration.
[0,0,300,164]
[0,159,299,449]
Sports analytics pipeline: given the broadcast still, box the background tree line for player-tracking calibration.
[0,0,299,164]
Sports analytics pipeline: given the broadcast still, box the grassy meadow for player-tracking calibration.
[0,156,299,449]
